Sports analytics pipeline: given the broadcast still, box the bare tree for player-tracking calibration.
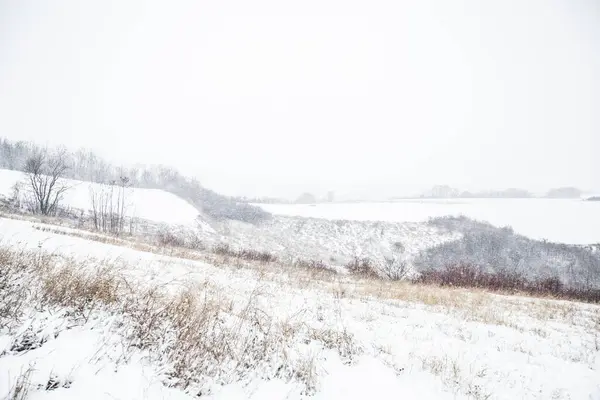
[89,176,132,236]
[24,149,70,215]
[118,176,131,232]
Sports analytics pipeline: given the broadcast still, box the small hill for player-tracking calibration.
[0,137,270,224]
[0,169,200,226]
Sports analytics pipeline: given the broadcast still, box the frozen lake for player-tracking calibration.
[258,199,600,245]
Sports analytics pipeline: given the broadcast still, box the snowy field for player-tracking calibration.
[1,169,599,398]
[259,199,600,245]
[0,169,199,226]
[1,216,600,400]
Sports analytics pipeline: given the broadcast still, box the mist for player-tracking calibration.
[1,0,599,199]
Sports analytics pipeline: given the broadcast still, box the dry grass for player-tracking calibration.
[11,213,600,333]
[3,216,599,398]
[4,364,34,400]
[39,262,121,321]
[0,248,30,327]
[308,327,363,364]
[0,244,365,395]
[331,275,600,332]
[346,277,488,308]
[419,355,491,400]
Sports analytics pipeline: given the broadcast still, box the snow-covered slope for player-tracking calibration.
[1,216,599,400]
[212,216,459,265]
[258,199,600,245]
[0,169,200,226]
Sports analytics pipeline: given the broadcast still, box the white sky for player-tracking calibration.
[0,0,599,199]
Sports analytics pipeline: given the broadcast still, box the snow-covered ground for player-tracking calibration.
[258,199,600,245]
[214,216,459,265]
[1,216,599,400]
[0,169,199,226]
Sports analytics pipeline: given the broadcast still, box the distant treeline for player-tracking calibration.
[0,137,270,223]
[414,185,585,199]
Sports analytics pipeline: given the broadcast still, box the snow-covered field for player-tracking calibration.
[1,216,599,400]
[1,169,599,398]
[259,199,600,245]
[0,169,199,226]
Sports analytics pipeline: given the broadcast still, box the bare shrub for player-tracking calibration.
[89,177,131,235]
[213,243,278,263]
[237,249,278,263]
[393,241,405,253]
[380,256,409,280]
[418,264,600,303]
[156,228,186,248]
[183,231,204,250]
[213,243,232,256]
[346,257,379,278]
[293,259,330,271]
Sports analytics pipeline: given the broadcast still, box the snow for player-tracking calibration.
[0,310,195,400]
[1,215,600,399]
[213,216,459,265]
[258,199,600,244]
[0,169,200,226]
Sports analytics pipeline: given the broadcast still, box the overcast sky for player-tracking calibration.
[0,0,598,199]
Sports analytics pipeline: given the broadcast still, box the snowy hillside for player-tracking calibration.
[1,216,599,400]
[0,169,200,226]
[210,216,459,266]
[258,199,600,245]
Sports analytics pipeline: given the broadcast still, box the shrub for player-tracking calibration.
[417,216,600,290]
[417,263,600,303]
[294,259,330,270]
[380,256,409,280]
[156,229,186,248]
[213,243,278,263]
[345,257,379,278]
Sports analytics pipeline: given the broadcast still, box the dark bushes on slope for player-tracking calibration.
[417,216,600,290]
[213,243,278,263]
[417,263,600,303]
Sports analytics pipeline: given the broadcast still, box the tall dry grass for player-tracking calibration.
[0,244,362,395]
